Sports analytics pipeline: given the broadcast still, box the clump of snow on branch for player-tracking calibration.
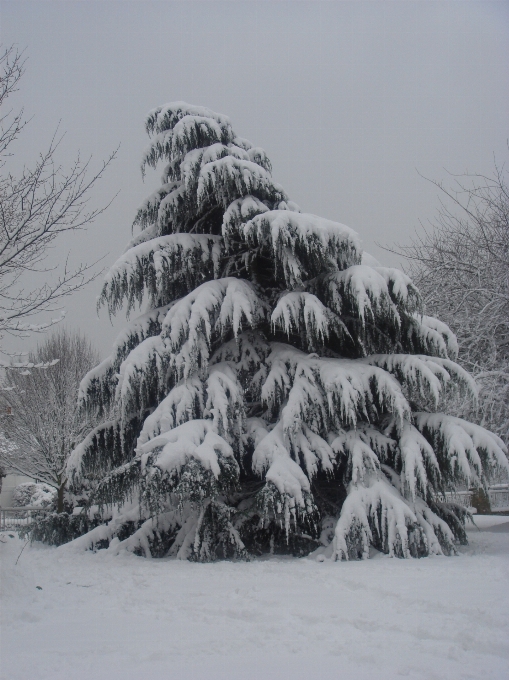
[99,234,222,315]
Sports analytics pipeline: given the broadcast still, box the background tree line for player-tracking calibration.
[0,43,112,510]
[396,161,509,450]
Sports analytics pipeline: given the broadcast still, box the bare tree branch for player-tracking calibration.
[0,45,117,345]
[386,157,509,444]
[0,329,100,511]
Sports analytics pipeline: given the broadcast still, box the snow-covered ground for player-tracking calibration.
[2,516,509,680]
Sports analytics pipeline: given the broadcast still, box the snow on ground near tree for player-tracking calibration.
[2,518,509,680]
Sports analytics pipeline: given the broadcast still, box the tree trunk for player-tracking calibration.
[57,482,66,513]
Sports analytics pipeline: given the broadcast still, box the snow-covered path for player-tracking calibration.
[2,517,509,680]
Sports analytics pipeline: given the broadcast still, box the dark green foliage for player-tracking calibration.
[238,514,320,557]
[428,499,469,545]
[470,488,491,515]
[132,523,179,558]
[22,512,102,547]
[192,500,248,561]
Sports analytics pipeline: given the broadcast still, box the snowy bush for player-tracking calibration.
[12,482,56,509]
[67,102,509,562]
[24,511,104,547]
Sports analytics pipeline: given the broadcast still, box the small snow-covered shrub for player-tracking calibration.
[24,511,103,547]
[68,102,509,562]
[12,482,56,509]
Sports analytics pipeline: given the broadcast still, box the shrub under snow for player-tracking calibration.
[12,482,56,508]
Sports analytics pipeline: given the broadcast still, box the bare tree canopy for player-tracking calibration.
[0,45,116,346]
[0,329,99,511]
[394,161,509,443]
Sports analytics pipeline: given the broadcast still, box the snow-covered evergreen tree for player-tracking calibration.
[68,102,509,561]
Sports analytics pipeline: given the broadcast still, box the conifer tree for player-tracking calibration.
[68,103,509,561]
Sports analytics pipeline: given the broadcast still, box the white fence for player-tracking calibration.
[0,507,50,531]
[440,485,509,513]
[488,485,509,512]
[441,490,474,508]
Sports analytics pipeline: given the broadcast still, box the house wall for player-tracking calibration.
[0,474,35,507]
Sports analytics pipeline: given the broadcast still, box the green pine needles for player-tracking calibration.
[68,102,509,561]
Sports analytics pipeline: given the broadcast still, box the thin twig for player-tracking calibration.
[15,538,29,565]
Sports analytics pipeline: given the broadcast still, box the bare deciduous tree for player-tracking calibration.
[394,161,509,444]
[0,329,99,511]
[0,45,116,347]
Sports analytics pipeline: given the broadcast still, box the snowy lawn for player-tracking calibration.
[2,517,509,680]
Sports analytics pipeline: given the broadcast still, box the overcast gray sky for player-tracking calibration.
[1,0,508,359]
